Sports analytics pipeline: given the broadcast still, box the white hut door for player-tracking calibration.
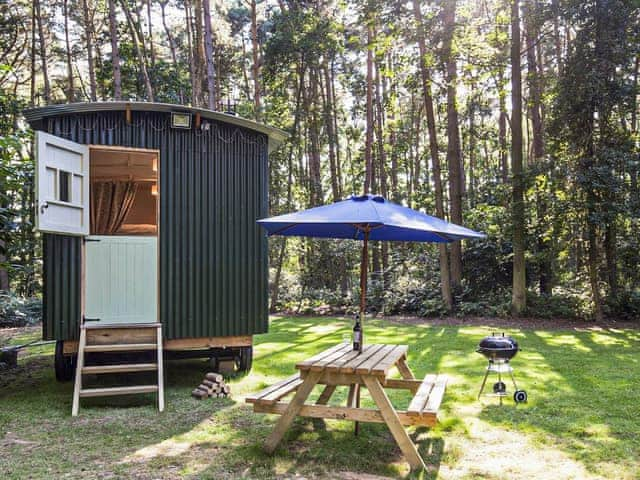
[35,132,90,236]
[84,236,158,324]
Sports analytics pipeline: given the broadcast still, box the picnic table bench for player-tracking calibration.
[246,343,447,470]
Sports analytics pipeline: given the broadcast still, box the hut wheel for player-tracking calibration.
[54,341,77,382]
[236,346,253,373]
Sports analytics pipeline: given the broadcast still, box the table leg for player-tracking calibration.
[264,370,322,454]
[347,384,361,435]
[396,356,415,380]
[312,385,337,430]
[316,385,336,405]
[347,384,357,407]
[362,375,426,471]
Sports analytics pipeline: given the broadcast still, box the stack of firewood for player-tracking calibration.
[191,372,231,400]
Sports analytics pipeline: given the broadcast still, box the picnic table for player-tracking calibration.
[246,343,447,470]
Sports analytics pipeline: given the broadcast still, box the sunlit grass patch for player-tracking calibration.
[1,317,638,479]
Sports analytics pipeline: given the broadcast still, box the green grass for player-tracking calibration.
[1,317,639,479]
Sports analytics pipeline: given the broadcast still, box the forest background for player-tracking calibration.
[1,0,639,324]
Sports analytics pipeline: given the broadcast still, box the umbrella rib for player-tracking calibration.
[268,223,299,236]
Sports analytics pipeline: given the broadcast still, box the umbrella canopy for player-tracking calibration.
[258,194,486,352]
[257,194,485,242]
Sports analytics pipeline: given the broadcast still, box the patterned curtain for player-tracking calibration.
[90,181,139,234]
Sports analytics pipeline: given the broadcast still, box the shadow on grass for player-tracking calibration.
[175,413,445,480]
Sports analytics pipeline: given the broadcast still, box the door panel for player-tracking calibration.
[85,236,157,324]
[35,132,90,236]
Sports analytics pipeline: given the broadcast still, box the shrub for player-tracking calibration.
[606,290,640,321]
[0,291,42,327]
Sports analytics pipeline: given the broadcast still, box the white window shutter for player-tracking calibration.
[35,131,90,236]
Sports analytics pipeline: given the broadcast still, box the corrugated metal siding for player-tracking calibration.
[42,235,82,340]
[40,110,269,340]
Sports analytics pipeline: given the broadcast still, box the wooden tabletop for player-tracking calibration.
[296,343,408,378]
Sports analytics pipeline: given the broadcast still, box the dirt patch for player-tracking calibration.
[0,325,41,344]
[0,355,50,390]
[439,404,606,480]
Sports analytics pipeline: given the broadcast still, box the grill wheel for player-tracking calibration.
[514,390,528,403]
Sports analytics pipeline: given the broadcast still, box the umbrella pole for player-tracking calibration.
[359,229,369,352]
[354,229,369,437]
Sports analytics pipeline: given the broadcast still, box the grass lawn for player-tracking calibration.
[1,316,638,479]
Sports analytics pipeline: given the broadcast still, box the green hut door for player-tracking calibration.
[84,236,158,324]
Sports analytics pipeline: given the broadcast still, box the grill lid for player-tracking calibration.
[477,333,519,361]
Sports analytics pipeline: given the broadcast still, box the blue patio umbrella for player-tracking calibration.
[258,194,485,350]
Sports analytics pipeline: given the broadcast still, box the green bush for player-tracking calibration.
[0,291,41,327]
[606,290,640,321]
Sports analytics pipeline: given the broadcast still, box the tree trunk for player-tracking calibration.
[307,69,322,206]
[161,1,178,67]
[34,0,50,103]
[587,221,603,321]
[330,61,343,198]
[63,0,75,101]
[412,0,452,311]
[0,240,8,290]
[203,0,217,109]
[146,0,156,66]
[374,54,388,288]
[511,0,527,315]
[374,59,387,199]
[388,54,399,202]
[468,87,476,206]
[120,0,154,101]
[364,21,374,194]
[190,0,205,106]
[30,0,36,105]
[552,0,562,73]
[94,37,107,100]
[442,0,463,288]
[108,0,121,101]
[250,0,261,120]
[604,223,617,298]
[322,66,340,201]
[81,0,97,101]
[185,1,196,104]
[412,103,422,196]
[498,73,508,183]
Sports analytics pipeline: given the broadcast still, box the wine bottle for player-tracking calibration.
[353,314,362,351]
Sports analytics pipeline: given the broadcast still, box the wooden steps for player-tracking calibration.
[72,323,165,416]
[83,323,163,330]
[79,385,159,397]
[84,343,157,352]
[82,363,158,374]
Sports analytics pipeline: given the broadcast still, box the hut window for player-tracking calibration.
[59,171,71,202]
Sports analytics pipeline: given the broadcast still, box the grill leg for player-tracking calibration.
[478,365,491,399]
[509,369,518,391]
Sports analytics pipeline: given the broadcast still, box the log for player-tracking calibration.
[206,373,223,383]
[192,388,208,399]
[197,384,212,394]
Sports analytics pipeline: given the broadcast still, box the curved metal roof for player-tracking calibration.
[23,101,288,152]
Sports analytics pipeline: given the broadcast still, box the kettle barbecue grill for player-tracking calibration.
[477,333,527,404]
